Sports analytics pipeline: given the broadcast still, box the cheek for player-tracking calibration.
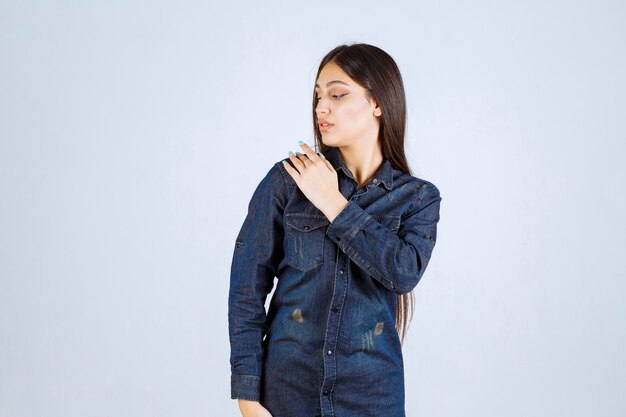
[339,101,367,120]
[343,102,374,127]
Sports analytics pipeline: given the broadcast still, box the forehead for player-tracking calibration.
[315,61,355,89]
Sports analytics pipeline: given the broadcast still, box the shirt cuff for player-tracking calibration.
[231,374,261,401]
[325,200,371,247]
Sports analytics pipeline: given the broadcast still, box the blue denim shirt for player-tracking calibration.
[229,146,441,417]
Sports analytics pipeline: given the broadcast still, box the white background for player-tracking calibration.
[1,1,625,416]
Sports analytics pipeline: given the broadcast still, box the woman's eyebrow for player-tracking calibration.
[315,80,351,89]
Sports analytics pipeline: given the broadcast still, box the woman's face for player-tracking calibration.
[315,61,381,148]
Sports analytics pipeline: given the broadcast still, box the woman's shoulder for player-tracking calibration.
[393,170,441,198]
[254,159,296,197]
[244,161,294,212]
[389,172,442,220]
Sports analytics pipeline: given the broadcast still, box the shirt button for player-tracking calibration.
[303,225,309,230]
[332,307,339,313]
[323,390,329,396]
[339,269,344,274]
[373,178,378,183]
[327,350,333,356]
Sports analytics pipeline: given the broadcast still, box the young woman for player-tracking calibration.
[229,43,442,417]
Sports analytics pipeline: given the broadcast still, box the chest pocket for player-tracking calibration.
[285,213,329,272]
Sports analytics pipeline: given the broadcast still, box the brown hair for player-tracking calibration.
[312,43,415,344]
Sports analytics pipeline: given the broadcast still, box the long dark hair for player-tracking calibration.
[312,43,415,344]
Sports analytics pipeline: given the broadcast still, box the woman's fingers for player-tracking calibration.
[285,141,336,175]
[288,153,306,171]
[321,156,334,172]
[283,157,300,176]
[298,141,321,163]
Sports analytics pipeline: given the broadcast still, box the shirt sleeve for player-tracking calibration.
[325,182,442,294]
[228,163,288,401]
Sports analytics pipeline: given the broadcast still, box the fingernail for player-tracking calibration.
[318,152,326,159]
[288,151,295,156]
[298,140,305,145]
[282,160,287,165]
[295,151,302,155]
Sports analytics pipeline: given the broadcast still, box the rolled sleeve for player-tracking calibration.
[231,374,262,401]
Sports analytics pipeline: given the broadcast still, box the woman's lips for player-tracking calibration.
[319,122,334,132]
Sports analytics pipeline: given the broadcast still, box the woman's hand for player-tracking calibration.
[238,399,273,417]
[283,142,349,222]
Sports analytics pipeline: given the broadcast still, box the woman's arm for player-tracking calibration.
[324,182,442,294]
[237,399,273,417]
[228,163,287,402]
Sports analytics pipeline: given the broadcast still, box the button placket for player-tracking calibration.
[320,180,362,414]
[320,255,349,413]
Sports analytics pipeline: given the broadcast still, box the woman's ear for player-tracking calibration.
[369,94,382,117]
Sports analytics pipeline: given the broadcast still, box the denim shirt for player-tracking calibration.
[229,146,441,417]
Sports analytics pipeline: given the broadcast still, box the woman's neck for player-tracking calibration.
[338,141,384,188]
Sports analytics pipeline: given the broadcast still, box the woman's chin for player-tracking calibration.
[321,134,341,147]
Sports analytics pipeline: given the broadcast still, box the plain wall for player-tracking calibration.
[1,1,625,416]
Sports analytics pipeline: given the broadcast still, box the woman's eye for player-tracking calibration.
[316,93,348,101]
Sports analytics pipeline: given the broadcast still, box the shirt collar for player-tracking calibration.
[323,146,394,191]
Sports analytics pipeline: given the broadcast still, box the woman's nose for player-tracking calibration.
[316,101,329,116]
